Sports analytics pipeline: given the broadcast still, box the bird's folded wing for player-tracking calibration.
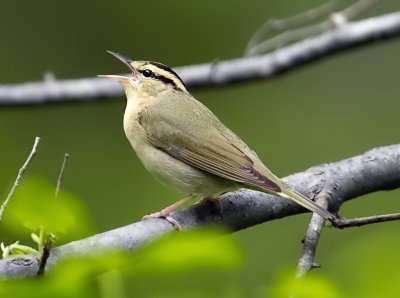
[138,108,281,192]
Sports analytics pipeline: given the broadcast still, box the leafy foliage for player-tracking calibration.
[0,228,243,298]
[269,271,341,298]
[2,177,94,242]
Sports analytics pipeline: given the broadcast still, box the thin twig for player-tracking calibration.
[333,213,400,228]
[36,236,52,276]
[295,200,400,277]
[246,0,380,56]
[0,137,41,222]
[296,196,328,277]
[37,153,70,275]
[341,0,380,20]
[330,0,379,26]
[244,1,336,56]
[55,153,70,197]
[244,0,337,55]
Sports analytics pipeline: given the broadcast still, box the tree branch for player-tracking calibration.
[0,144,399,277]
[334,212,400,228]
[245,0,379,56]
[0,12,400,106]
[296,196,328,277]
[0,137,41,222]
[55,153,70,197]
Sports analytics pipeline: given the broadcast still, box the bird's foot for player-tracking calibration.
[142,193,196,231]
[142,212,182,230]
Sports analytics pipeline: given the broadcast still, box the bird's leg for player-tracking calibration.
[142,193,196,230]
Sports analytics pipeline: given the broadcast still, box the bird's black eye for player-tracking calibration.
[142,69,153,78]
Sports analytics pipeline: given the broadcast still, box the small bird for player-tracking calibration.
[100,51,335,228]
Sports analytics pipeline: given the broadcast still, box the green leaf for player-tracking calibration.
[51,228,243,278]
[270,270,341,298]
[0,275,93,298]
[1,241,37,258]
[132,228,243,275]
[2,177,95,241]
[0,228,242,297]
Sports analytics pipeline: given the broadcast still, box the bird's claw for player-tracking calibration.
[142,212,182,231]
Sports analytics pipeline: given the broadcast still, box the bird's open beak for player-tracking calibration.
[97,74,130,81]
[98,51,139,81]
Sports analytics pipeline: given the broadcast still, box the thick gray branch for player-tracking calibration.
[1,144,399,277]
[1,12,400,106]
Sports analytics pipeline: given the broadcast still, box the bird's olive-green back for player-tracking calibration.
[138,90,282,192]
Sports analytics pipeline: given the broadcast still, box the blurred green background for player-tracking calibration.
[0,0,399,296]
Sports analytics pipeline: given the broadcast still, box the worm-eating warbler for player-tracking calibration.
[100,51,335,228]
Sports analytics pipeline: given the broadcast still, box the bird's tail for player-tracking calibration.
[278,186,335,220]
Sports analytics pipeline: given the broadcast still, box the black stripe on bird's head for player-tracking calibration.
[102,51,188,93]
[133,61,188,93]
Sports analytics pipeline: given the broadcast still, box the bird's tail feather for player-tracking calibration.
[278,187,334,220]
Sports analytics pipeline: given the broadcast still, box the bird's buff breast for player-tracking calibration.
[124,118,233,198]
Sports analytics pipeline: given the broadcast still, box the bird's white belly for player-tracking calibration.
[135,141,232,197]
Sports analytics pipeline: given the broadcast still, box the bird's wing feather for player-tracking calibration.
[138,95,281,192]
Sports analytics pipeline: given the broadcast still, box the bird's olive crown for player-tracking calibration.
[134,61,188,93]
